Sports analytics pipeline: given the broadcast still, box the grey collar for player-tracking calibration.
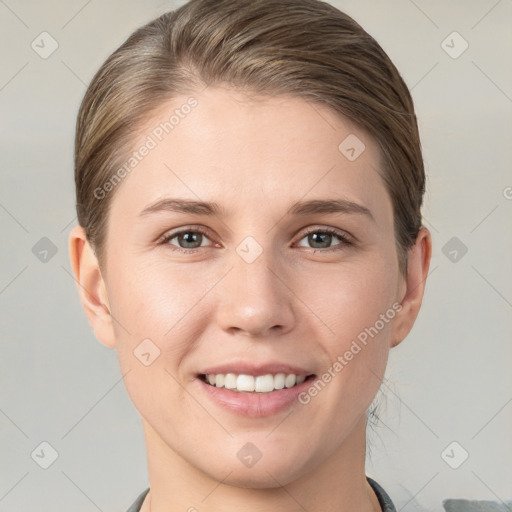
[126,476,396,512]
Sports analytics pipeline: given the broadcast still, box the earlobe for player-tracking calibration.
[390,226,432,348]
[68,225,116,349]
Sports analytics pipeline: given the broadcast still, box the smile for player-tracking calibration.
[199,373,314,393]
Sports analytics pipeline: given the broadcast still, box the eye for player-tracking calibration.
[296,227,353,251]
[159,227,214,252]
[158,226,354,254]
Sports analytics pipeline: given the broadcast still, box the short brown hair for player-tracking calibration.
[74,0,425,275]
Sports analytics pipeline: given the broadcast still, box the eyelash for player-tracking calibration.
[157,226,354,254]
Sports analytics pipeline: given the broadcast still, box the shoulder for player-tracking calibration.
[125,482,394,512]
[367,476,397,512]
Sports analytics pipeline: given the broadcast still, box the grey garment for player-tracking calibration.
[443,499,512,512]
[126,487,149,512]
[367,476,397,512]
[125,476,396,512]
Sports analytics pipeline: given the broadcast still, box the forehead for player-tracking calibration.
[108,86,391,224]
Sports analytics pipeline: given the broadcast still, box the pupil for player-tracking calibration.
[181,232,201,248]
[310,233,331,248]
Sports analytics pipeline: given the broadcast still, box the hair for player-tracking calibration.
[74,0,425,276]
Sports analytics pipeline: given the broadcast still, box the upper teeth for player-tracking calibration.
[205,373,306,393]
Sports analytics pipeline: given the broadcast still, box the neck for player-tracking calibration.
[140,415,380,512]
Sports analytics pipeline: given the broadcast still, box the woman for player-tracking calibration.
[68,0,432,510]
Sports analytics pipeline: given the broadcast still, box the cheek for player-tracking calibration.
[108,256,216,369]
[298,256,396,405]
[107,258,211,427]
[116,254,211,318]
[301,254,398,348]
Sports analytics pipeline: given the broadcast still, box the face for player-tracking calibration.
[77,86,416,488]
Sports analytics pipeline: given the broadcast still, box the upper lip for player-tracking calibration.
[199,361,315,377]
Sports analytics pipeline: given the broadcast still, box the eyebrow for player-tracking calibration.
[138,198,374,222]
[289,198,374,221]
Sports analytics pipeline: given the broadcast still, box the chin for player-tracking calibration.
[198,452,310,489]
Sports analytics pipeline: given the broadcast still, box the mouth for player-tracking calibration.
[198,372,316,393]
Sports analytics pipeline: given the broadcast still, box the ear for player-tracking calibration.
[390,226,432,348]
[68,225,116,349]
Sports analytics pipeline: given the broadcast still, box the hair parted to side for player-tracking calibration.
[75,0,425,276]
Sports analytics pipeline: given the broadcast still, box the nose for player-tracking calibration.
[215,246,296,338]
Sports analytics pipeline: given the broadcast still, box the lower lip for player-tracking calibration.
[196,375,316,418]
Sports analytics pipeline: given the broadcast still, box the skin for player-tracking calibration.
[69,86,432,512]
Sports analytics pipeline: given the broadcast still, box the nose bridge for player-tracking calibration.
[234,239,280,294]
[215,238,295,336]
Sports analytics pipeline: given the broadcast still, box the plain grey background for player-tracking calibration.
[1,0,511,511]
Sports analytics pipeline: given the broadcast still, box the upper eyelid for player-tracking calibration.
[159,225,214,242]
[301,226,351,238]
[297,227,354,246]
